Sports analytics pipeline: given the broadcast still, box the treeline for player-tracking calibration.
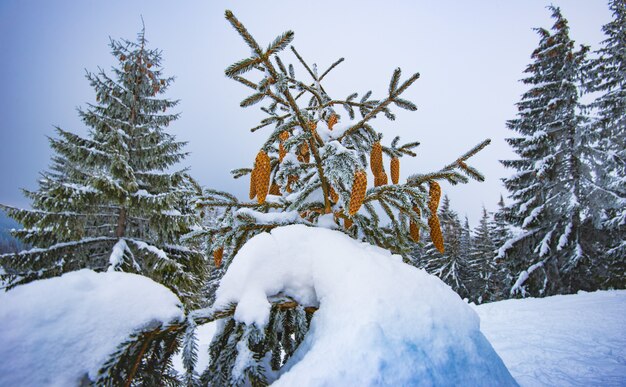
[417,4,625,301]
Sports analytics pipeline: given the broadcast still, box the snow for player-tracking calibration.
[128,238,169,260]
[510,260,545,297]
[523,204,544,227]
[108,238,128,270]
[476,290,626,387]
[214,224,516,386]
[0,269,183,387]
[236,208,303,225]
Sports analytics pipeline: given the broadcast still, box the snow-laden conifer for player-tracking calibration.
[100,11,492,385]
[583,0,626,279]
[500,7,594,296]
[468,207,498,303]
[181,10,491,385]
[0,28,206,306]
[491,195,515,299]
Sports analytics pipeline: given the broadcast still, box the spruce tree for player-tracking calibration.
[491,195,514,299]
[0,29,206,306]
[187,11,489,385]
[584,0,626,286]
[468,207,497,303]
[499,6,594,296]
[98,11,491,385]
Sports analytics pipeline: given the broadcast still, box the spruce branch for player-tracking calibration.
[266,31,295,57]
[338,71,420,141]
[224,10,264,58]
[225,57,263,78]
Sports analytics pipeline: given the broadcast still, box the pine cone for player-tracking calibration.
[370,141,383,175]
[255,150,271,204]
[329,185,339,203]
[147,62,153,69]
[213,247,224,268]
[409,206,421,243]
[409,221,420,243]
[428,181,441,214]
[344,217,353,229]
[428,215,445,253]
[120,54,126,61]
[390,157,400,184]
[328,114,338,130]
[269,182,280,196]
[279,131,290,141]
[348,170,367,215]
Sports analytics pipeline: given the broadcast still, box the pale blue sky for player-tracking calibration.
[0,1,611,225]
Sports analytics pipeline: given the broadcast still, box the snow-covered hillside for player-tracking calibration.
[476,290,626,386]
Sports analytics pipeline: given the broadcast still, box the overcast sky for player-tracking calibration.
[0,1,611,226]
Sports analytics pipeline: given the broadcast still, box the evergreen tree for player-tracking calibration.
[468,207,497,303]
[499,6,594,296]
[99,11,491,386]
[491,195,514,299]
[420,196,471,300]
[492,195,512,250]
[185,11,488,385]
[584,0,626,287]
[0,29,206,306]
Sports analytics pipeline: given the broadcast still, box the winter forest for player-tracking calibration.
[0,1,624,386]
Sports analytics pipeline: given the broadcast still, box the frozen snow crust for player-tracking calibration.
[0,269,184,386]
[215,225,517,386]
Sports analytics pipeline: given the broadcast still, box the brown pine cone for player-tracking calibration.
[390,157,400,185]
[348,170,367,215]
[255,150,271,204]
[370,141,383,175]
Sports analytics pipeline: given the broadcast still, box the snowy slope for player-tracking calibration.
[0,269,184,386]
[475,290,626,387]
[214,224,517,386]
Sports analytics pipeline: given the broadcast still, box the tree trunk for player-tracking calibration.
[116,207,127,238]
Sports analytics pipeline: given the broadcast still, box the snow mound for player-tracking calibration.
[476,290,626,387]
[215,225,517,386]
[0,269,184,386]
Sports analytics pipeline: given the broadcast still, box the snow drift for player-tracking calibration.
[0,269,183,386]
[214,224,517,386]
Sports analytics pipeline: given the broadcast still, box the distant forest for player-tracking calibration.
[0,211,27,254]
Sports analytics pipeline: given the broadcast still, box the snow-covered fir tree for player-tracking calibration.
[491,195,514,299]
[0,29,206,306]
[583,0,626,287]
[492,195,512,251]
[420,196,471,300]
[499,6,596,297]
[468,207,498,303]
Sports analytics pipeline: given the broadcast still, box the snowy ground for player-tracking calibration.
[0,250,623,386]
[475,290,626,387]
